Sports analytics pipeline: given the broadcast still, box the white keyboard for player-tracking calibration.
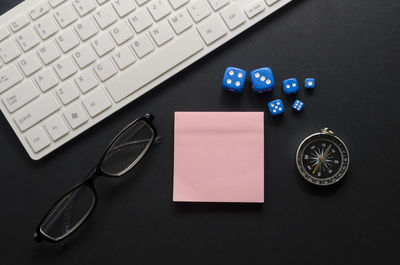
[0,0,291,160]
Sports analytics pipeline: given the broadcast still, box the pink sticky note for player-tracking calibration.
[173,112,264,203]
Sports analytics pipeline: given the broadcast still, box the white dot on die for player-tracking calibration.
[292,83,296,87]
[260,76,266,81]
[275,106,278,109]
[308,81,313,86]
[255,73,260,78]
[273,110,276,113]
[227,79,232,84]
[238,73,243,78]
[286,84,290,89]
[271,104,275,107]
[229,70,234,76]
[279,108,282,111]
[277,102,280,105]
[266,79,271,85]
[235,81,241,87]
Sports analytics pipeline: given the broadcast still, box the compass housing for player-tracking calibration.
[296,128,350,186]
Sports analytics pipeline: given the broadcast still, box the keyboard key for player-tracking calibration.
[110,22,134,45]
[75,17,99,41]
[92,33,115,56]
[93,6,118,29]
[112,46,136,70]
[35,16,59,40]
[0,27,11,42]
[44,114,69,141]
[63,103,88,129]
[56,29,80,53]
[15,28,40,52]
[74,70,98,93]
[188,0,211,23]
[48,0,67,8]
[54,57,78,80]
[96,0,109,4]
[73,45,96,68]
[93,58,117,81]
[197,15,227,45]
[37,41,61,65]
[0,65,23,93]
[135,0,149,5]
[150,21,174,46]
[168,10,192,34]
[207,0,229,11]
[112,0,136,17]
[245,1,266,18]
[54,4,78,28]
[0,39,21,63]
[168,0,189,10]
[34,68,59,92]
[29,2,50,20]
[266,0,279,6]
[18,53,42,76]
[220,4,246,30]
[107,30,203,102]
[2,80,40,112]
[130,34,154,58]
[9,15,30,32]
[14,93,61,131]
[147,0,171,21]
[56,82,80,104]
[73,0,97,17]
[25,127,51,153]
[82,88,111,117]
[128,9,153,33]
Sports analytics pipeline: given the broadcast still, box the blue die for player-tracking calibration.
[250,67,275,93]
[282,78,299,95]
[222,67,247,93]
[268,99,284,116]
[292,99,304,112]
[305,78,315,89]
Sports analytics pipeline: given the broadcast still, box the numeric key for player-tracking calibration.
[54,4,78,28]
[29,3,50,20]
[15,28,40,52]
[35,16,59,40]
[73,0,97,17]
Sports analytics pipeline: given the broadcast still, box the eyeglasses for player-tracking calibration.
[34,114,160,243]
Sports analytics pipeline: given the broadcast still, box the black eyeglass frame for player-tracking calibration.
[34,114,159,243]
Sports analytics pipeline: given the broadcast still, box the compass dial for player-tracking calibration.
[296,129,350,186]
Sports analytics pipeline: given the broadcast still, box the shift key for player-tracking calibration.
[14,94,60,131]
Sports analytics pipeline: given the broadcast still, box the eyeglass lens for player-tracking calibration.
[39,185,96,241]
[101,120,154,176]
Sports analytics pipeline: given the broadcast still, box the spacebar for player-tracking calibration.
[106,31,204,102]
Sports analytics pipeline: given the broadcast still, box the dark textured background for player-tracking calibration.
[1,0,400,264]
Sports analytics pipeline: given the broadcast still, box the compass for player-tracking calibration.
[296,128,350,186]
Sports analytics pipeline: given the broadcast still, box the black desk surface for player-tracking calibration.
[1,0,399,264]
